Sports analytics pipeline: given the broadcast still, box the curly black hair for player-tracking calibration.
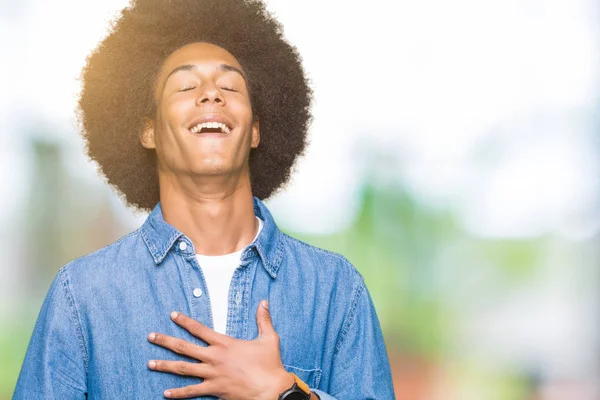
[77,0,312,212]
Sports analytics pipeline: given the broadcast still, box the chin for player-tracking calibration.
[186,156,245,177]
[191,160,231,175]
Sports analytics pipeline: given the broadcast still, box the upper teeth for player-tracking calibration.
[190,122,231,134]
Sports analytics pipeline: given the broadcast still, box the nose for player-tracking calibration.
[196,83,224,106]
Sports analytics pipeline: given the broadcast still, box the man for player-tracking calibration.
[14,0,395,398]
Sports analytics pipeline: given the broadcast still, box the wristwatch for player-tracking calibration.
[278,373,311,400]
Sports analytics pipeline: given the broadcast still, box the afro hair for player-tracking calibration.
[78,0,312,212]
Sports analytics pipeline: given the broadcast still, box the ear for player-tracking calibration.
[251,119,260,149]
[140,119,156,149]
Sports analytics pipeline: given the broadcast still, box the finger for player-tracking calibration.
[163,382,213,399]
[256,300,276,338]
[170,311,224,345]
[148,332,208,361]
[148,359,212,378]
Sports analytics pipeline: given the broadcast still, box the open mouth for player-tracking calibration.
[189,121,232,135]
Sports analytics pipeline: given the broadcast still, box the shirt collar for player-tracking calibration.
[140,197,283,278]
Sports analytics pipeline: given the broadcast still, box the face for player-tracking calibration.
[140,42,259,181]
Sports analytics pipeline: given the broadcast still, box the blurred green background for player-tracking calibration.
[1,0,599,399]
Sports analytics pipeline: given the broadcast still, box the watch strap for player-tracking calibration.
[278,373,311,400]
[291,373,310,394]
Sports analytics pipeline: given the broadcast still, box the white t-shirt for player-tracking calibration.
[195,217,263,335]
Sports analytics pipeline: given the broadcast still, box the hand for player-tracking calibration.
[148,300,294,399]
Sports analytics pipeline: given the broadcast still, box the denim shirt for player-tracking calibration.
[14,198,395,399]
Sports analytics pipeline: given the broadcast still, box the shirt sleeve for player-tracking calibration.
[313,278,396,399]
[13,267,88,399]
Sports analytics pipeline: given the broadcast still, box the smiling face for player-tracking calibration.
[140,42,260,183]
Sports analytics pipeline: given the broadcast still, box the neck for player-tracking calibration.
[158,173,258,256]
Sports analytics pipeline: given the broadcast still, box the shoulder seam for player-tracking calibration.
[58,267,89,378]
[333,276,366,356]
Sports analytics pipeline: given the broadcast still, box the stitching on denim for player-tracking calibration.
[334,278,365,356]
[140,226,158,262]
[241,268,250,338]
[225,267,240,336]
[141,221,185,264]
[315,368,321,389]
[252,200,285,277]
[283,365,320,372]
[255,240,277,279]
[270,231,284,276]
[59,267,90,377]
[159,232,183,263]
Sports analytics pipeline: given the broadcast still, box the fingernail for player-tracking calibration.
[148,333,156,341]
[164,390,172,397]
[170,311,179,320]
[148,360,156,369]
[261,300,269,309]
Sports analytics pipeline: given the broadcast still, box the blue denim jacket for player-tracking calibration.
[14,198,395,399]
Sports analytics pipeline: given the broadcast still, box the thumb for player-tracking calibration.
[256,300,275,338]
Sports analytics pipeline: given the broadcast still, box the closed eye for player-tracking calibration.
[220,87,236,92]
[179,86,196,92]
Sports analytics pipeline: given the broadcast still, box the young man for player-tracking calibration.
[14,0,395,398]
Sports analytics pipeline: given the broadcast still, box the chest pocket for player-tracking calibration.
[283,364,322,389]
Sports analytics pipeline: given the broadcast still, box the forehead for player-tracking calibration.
[159,42,243,77]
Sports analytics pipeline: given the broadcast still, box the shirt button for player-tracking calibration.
[179,242,187,251]
[193,288,203,298]
[235,292,242,305]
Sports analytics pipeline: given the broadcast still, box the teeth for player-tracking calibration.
[190,121,231,134]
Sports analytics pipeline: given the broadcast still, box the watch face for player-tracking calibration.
[283,392,309,400]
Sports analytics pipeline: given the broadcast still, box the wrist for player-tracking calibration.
[275,372,312,400]
[269,369,295,400]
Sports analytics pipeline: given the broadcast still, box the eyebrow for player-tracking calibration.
[164,63,247,84]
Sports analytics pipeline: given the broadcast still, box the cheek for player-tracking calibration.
[155,101,189,140]
[230,98,254,124]
[163,98,189,125]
